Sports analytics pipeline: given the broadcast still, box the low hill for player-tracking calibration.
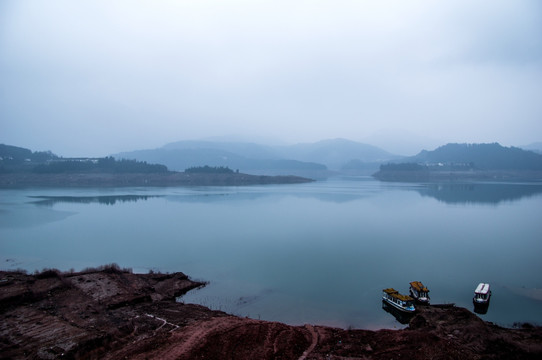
[162,140,280,160]
[408,143,542,170]
[0,144,313,187]
[374,143,542,181]
[0,144,58,172]
[114,147,327,178]
[274,138,398,171]
[1,144,168,175]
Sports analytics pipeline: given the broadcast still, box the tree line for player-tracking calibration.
[32,157,168,174]
[184,165,236,174]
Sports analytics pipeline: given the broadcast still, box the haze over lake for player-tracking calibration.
[1,178,541,329]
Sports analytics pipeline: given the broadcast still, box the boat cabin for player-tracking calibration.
[473,283,491,304]
[409,281,430,303]
[382,288,415,313]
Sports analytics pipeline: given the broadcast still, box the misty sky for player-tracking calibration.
[1,0,541,156]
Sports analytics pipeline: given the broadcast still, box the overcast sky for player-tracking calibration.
[1,0,541,156]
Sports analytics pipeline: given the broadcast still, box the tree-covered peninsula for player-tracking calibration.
[373,143,542,182]
[0,144,313,187]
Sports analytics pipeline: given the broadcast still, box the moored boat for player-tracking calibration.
[473,283,491,304]
[382,288,415,313]
[381,300,414,324]
[409,281,430,304]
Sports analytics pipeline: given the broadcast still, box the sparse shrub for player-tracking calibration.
[79,263,131,274]
[185,165,234,174]
[513,322,535,329]
[101,263,122,273]
[96,263,133,274]
[12,268,28,275]
[35,268,61,279]
[80,266,99,274]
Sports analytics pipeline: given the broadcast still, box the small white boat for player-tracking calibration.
[382,288,415,313]
[409,281,430,304]
[473,283,491,304]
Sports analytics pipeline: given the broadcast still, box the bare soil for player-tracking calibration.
[1,269,541,359]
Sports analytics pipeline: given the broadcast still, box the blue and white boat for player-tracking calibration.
[382,288,416,313]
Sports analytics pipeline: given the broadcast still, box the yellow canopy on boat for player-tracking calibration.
[410,281,429,292]
[383,288,414,301]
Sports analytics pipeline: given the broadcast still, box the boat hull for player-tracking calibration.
[382,296,416,313]
[473,298,490,304]
[382,301,414,324]
[473,300,490,314]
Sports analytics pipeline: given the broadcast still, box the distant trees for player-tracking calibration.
[412,143,542,170]
[0,145,59,173]
[379,163,428,171]
[379,162,474,172]
[184,165,235,174]
[0,144,33,162]
[33,160,94,173]
[97,157,168,173]
[1,145,170,174]
[0,145,58,164]
[31,151,58,163]
[33,157,168,174]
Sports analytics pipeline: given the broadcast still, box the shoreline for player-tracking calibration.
[373,169,542,182]
[1,267,541,359]
[0,172,314,188]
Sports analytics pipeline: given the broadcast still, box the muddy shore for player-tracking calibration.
[1,268,541,359]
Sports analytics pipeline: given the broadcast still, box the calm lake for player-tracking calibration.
[1,177,541,329]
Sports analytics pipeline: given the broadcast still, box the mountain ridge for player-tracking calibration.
[114,138,398,176]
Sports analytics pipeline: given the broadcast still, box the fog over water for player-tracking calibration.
[1,178,541,329]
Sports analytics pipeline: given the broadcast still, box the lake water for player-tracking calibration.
[1,177,541,329]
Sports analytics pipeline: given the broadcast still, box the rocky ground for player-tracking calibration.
[1,267,541,359]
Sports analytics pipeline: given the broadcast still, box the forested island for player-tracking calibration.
[0,145,312,187]
[373,143,542,182]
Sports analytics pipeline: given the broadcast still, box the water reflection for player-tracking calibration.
[381,301,414,325]
[29,195,161,206]
[416,183,542,205]
[168,181,542,205]
[15,181,542,208]
[473,301,490,315]
[165,191,366,204]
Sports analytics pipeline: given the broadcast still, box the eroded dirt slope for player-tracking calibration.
[1,269,541,359]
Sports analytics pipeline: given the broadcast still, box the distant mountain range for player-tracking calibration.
[521,142,542,155]
[113,138,399,177]
[4,140,542,182]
